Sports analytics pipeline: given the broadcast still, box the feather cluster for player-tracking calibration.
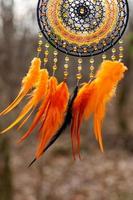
[0,58,69,161]
[71,61,127,158]
[18,76,58,143]
[2,69,49,133]
[0,59,127,164]
[36,81,69,159]
[18,78,70,159]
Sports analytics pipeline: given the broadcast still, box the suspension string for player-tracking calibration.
[43,43,50,68]
[76,58,83,86]
[52,50,58,76]
[89,57,95,82]
[64,56,70,81]
[111,48,117,61]
[37,32,43,58]
[102,53,107,61]
[119,39,124,62]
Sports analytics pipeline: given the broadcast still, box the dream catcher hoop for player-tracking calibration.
[37,0,129,57]
[0,0,129,166]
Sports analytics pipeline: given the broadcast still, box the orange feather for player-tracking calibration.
[0,58,41,116]
[92,61,127,152]
[17,76,58,143]
[1,69,49,134]
[71,61,127,155]
[71,83,95,158]
[35,81,69,159]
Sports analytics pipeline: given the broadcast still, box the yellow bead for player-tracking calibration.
[64,72,69,77]
[90,58,94,64]
[53,65,57,70]
[45,43,50,48]
[111,55,116,60]
[63,13,68,17]
[94,46,98,50]
[44,58,48,63]
[65,56,69,62]
[37,47,42,52]
[38,33,43,38]
[44,50,49,55]
[119,46,124,51]
[76,73,82,80]
[78,66,82,71]
[103,41,106,46]
[83,48,87,53]
[55,39,58,43]
[54,51,58,56]
[112,48,116,53]
[78,58,83,64]
[80,8,85,15]
[119,53,123,58]
[102,54,107,60]
[63,42,66,48]
[90,74,94,78]
[48,31,51,35]
[38,40,43,45]
[90,66,95,71]
[119,39,123,44]
[64,64,69,69]
[73,47,77,52]
[54,58,58,63]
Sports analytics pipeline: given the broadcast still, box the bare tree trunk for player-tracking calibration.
[0,138,13,200]
[0,0,15,199]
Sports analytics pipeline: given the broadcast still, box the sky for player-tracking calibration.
[14,0,36,15]
[13,0,38,32]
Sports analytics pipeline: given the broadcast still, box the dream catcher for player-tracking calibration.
[0,0,129,165]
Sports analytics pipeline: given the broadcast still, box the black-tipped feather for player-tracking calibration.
[28,86,78,167]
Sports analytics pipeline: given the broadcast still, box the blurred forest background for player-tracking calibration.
[0,0,133,200]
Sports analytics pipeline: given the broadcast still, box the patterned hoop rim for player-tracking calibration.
[37,0,129,57]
